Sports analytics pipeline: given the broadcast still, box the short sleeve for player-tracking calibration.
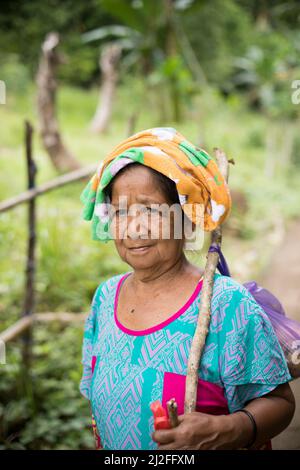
[79,282,104,400]
[217,277,292,413]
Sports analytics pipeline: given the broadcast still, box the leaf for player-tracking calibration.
[101,0,145,31]
[82,25,137,43]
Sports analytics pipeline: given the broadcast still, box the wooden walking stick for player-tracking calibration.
[162,148,232,421]
[151,149,232,428]
[184,148,231,414]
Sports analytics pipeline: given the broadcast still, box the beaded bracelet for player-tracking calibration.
[237,409,257,449]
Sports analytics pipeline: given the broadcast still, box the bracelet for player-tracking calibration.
[236,409,257,449]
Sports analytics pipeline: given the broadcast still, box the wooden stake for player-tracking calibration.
[21,121,36,369]
[22,121,36,318]
[167,398,179,428]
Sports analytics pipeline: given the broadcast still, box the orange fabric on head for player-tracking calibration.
[80,127,231,242]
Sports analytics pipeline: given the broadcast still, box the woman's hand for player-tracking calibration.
[152,384,296,450]
[151,411,252,450]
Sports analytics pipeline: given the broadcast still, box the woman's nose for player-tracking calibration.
[127,214,149,240]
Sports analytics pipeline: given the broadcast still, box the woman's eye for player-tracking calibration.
[115,209,127,216]
[137,206,151,215]
[114,207,161,217]
[145,206,159,214]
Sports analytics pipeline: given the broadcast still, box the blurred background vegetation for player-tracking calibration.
[1,0,300,449]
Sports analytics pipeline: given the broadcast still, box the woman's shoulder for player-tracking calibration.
[211,273,255,305]
[208,274,292,397]
[210,273,263,328]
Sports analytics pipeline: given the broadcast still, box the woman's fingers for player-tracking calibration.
[152,414,192,445]
[152,413,202,446]
[157,443,179,450]
[151,428,176,444]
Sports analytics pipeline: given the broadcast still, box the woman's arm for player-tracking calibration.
[151,383,295,450]
[234,382,295,449]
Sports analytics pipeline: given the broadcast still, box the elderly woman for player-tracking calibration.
[79,128,295,450]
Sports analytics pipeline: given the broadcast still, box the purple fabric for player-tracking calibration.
[209,244,300,378]
[208,244,231,277]
[243,280,300,378]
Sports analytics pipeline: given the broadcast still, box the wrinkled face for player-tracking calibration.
[109,165,185,270]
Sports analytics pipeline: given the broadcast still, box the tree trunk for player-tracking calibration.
[36,32,81,172]
[90,44,121,134]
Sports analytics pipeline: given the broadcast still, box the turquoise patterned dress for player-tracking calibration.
[79,272,291,450]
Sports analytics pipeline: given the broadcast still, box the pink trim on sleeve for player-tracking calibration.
[91,355,97,374]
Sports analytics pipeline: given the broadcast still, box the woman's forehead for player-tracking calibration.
[111,167,167,201]
[111,192,166,205]
[112,164,156,185]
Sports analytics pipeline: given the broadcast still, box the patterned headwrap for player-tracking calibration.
[80,127,231,242]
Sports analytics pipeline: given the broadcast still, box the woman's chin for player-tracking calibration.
[126,247,156,267]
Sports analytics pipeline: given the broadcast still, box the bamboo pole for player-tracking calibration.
[0,316,33,344]
[0,163,97,214]
[0,312,87,343]
[34,312,86,323]
[184,148,231,414]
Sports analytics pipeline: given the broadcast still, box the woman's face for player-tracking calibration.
[109,165,185,271]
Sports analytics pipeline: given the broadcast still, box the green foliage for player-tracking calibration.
[83,0,172,78]
[181,0,254,84]
[0,55,31,94]
[148,54,197,121]
[0,0,110,86]
[0,325,94,449]
[1,0,300,120]
[229,30,300,118]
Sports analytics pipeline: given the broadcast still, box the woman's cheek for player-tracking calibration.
[148,218,161,240]
[110,217,127,241]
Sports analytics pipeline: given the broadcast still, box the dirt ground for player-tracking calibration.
[258,218,300,450]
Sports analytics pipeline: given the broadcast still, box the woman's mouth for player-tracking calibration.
[128,245,152,254]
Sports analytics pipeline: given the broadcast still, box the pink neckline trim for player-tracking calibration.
[114,272,204,336]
